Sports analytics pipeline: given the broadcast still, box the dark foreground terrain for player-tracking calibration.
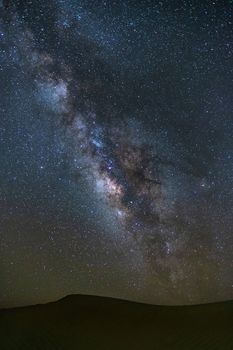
[0,295,233,350]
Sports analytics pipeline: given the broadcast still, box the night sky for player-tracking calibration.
[1,0,233,308]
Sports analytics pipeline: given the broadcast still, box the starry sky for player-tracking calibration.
[1,0,233,308]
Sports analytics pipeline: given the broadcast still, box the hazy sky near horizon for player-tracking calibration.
[1,0,233,307]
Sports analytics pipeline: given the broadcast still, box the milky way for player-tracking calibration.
[1,0,233,307]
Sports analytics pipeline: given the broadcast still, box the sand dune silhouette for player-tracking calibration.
[1,294,233,349]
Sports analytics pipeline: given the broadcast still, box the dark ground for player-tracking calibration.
[0,295,233,349]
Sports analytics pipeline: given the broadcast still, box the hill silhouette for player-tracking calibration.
[1,294,233,349]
